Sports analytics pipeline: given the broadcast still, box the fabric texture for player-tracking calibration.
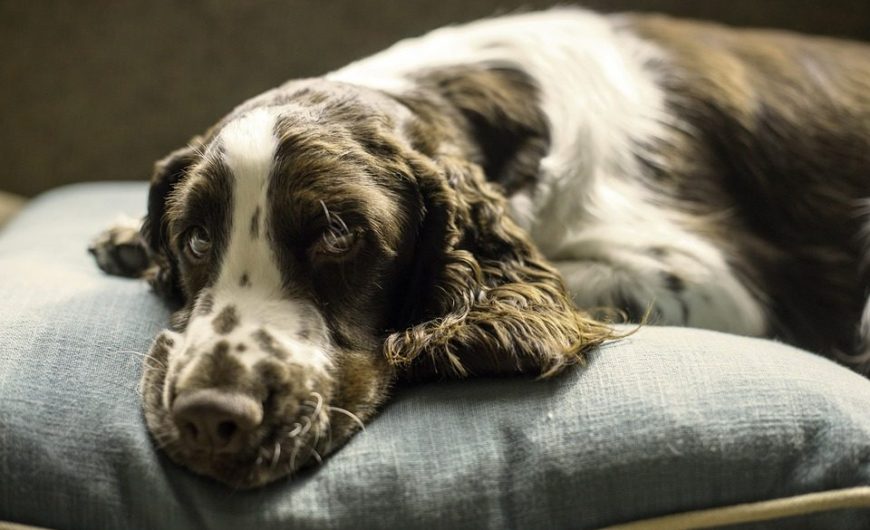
[1,182,869,530]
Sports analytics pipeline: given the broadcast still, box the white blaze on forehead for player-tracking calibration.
[221,108,281,179]
[208,108,332,367]
[217,107,283,295]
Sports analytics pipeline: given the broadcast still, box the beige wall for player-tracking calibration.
[2,0,869,197]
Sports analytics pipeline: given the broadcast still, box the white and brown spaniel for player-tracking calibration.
[91,9,870,487]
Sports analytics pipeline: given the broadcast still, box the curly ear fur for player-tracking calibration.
[384,155,617,379]
[140,140,202,304]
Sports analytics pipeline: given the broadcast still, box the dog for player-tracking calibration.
[90,8,870,488]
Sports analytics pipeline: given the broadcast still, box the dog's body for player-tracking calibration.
[92,9,870,487]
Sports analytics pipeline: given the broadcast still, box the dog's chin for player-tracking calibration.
[149,413,332,489]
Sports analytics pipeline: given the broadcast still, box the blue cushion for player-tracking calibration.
[1,183,869,529]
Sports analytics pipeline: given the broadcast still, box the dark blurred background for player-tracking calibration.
[2,0,869,199]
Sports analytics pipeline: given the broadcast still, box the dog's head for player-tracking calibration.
[140,74,614,488]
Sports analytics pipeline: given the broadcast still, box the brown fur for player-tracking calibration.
[384,153,615,378]
[622,15,870,355]
[212,305,239,335]
[404,66,551,194]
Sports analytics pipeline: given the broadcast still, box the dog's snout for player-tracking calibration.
[172,389,264,453]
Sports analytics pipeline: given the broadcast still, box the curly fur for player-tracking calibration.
[385,154,616,379]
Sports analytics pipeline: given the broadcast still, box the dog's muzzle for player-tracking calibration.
[140,299,335,487]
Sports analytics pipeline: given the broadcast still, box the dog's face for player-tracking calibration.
[139,78,613,488]
[141,82,424,487]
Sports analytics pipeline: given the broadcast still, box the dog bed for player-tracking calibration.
[1,183,868,529]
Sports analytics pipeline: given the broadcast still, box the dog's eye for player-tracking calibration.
[313,202,361,258]
[317,225,361,257]
[184,227,211,261]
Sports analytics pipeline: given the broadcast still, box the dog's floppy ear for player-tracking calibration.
[140,139,203,303]
[385,155,616,379]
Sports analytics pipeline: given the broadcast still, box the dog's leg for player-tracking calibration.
[89,215,154,278]
[550,234,768,336]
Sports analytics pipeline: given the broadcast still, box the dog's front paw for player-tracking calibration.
[89,216,151,277]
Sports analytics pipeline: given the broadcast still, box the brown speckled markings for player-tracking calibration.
[252,329,287,359]
[239,273,251,288]
[212,340,230,358]
[250,206,261,239]
[176,341,246,394]
[212,305,239,335]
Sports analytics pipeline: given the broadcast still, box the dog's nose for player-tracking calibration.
[172,389,264,453]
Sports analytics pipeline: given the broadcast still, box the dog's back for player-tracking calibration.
[624,15,870,355]
[333,9,870,357]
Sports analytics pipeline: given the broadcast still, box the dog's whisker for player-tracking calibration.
[311,417,324,457]
[288,422,303,438]
[99,378,140,394]
[328,405,365,432]
[289,440,300,472]
[299,416,312,437]
[270,441,281,469]
[110,349,145,356]
[111,350,167,370]
[307,444,323,465]
[149,431,175,450]
[308,391,324,420]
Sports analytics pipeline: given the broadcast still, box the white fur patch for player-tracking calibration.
[217,108,330,360]
[331,8,767,336]
[217,108,284,297]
